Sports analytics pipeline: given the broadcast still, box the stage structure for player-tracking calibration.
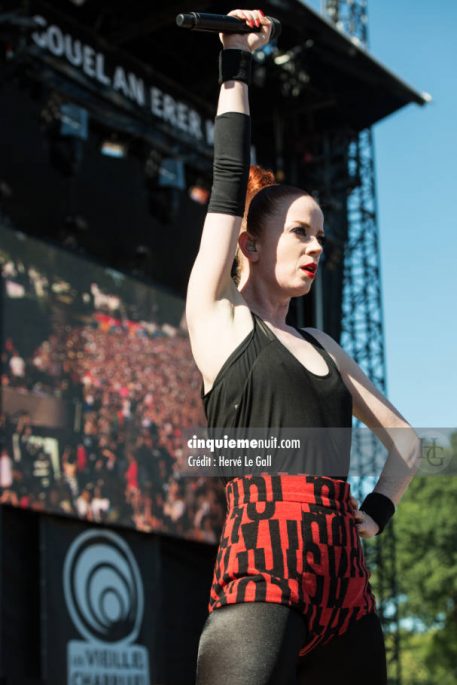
[0,0,426,333]
[0,1,427,683]
[323,2,416,682]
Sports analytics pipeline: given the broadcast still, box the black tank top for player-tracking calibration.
[200,311,353,485]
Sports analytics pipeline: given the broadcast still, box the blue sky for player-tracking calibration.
[306,1,457,426]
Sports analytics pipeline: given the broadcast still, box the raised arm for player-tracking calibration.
[186,10,271,325]
[185,11,271,390]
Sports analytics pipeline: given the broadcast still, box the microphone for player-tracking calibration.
[176,12,281,42]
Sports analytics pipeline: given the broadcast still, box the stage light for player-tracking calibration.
[41,97,88,140]
[189,185,209,205]
[101,139,127,158]
[60,103,88,140]
[274,52,292,66]
[158,158,186,191]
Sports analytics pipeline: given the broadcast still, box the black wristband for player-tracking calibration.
[207,112,251,217]
[219,49,253,85]
[359,492,396,536]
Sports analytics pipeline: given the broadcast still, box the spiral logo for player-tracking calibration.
[63,530,144,645]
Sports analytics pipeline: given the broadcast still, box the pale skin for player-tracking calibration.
[186,9,422,539]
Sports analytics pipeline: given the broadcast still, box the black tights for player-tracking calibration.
[196,603,387,685]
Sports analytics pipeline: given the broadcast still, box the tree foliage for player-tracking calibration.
[393,463,457,684]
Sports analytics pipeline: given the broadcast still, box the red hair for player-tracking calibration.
[232,165,312,284]
[245,164,277,214]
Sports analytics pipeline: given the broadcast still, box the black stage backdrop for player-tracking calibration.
[0,505,217,685]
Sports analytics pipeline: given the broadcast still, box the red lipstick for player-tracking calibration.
[300,263,317,278]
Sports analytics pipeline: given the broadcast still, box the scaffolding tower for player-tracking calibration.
[322,1,402,683]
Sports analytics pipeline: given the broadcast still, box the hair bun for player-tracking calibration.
[246,164,276,206]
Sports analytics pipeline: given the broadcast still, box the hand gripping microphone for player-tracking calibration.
[176,12,281,41]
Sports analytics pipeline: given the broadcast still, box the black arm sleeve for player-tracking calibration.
[207,112,251,217]
[359,492,396,536]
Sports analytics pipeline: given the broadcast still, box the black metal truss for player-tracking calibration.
[323,2,402,683]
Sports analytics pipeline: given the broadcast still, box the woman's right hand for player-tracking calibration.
[219,9,272,53]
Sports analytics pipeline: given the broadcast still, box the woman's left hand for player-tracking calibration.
[349,495,380,538]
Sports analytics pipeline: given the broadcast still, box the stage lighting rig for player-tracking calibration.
[189,183,210,205]
[251,41,312,98]
[101,136,127,159]
[273,45,310,98]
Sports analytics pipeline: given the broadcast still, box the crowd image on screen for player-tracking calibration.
[0,238,226,543]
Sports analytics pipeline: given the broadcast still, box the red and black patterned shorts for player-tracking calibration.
[208,474,377,658]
